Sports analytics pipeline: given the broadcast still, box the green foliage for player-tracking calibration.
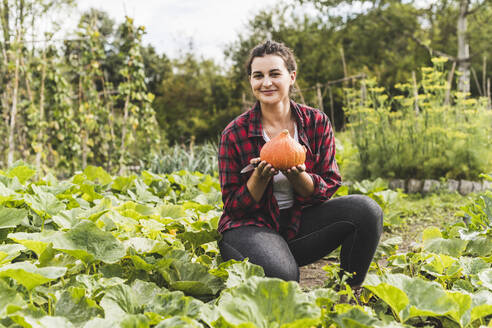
[343,58,492,180]
[0,165,491,327]
[153,53,242,145]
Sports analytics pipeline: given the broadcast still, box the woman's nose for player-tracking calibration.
[262,77,272,87]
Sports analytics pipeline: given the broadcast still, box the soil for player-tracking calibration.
[298,229,419,290]
[299,258,333,289]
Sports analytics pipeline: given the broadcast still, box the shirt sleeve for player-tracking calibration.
[295,117,342,206]
[218,130,263,219]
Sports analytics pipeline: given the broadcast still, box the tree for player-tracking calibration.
[299,0,492,94]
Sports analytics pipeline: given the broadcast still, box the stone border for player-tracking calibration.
[388,179,492,195]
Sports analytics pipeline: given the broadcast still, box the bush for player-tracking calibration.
[343,58,492,180]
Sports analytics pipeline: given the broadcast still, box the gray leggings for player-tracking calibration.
[218,195,383,287]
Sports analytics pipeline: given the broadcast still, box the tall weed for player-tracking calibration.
[343,58,492,180]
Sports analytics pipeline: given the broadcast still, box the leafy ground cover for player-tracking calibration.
[0,163,490,327]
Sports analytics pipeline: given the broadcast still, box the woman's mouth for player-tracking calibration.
[261,90,277,95]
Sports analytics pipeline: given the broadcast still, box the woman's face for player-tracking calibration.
[249,54,296,106]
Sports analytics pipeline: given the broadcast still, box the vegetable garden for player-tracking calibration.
[0,163,490,327]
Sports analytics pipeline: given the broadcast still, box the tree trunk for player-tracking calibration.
[7,33,21,167]
[1,0,10,51]
[457,0,471,94]
[35,48,47,173]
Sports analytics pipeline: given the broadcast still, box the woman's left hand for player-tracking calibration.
[281,164,306,178]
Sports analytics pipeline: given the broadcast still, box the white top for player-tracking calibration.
[262,124,299,210]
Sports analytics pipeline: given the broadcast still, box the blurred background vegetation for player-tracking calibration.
[0,0,491,180]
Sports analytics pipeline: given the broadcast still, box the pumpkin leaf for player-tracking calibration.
[0,262,66,290]
[215,277,320,328]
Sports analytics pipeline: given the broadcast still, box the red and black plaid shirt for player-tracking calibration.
[218,100,342,240]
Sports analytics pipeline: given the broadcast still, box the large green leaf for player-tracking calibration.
[83,166,113,185]
[10,221,125,265]
[134,179,161,203]
[100,284,141,318]
[119,314,150,328]
[0,262,66,290]
[7,165,36,184]
[157,259,224,296]
[24,185,66,218]
[159,204,187,219]
[144,290,204,318]
[99,281,176,325]
[363,282,408,322]
[0,182,18,204]
[466,237,492,257]
[82,318,115,328]
[458,256,489,275]
[215,277,321,328]
[423,238,468,257]
[365,273,464,323]
[75,274,126,299]
[0,279,26,317]
[470,290,492,324]
[445,290,472,327]
[0,244,26,265]
[53,220,126,264]
[332,307,386,328]
[124,237,169,255]
[0,206,27,229]
[177,230,221,251]
[154,316,203,328]
[478,268,492,291]
[54,287,104,325]
[8,231,56,258]
[222,261,265,289]
[22,316,76,328]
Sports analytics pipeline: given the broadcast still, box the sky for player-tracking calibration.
[73,0,292,62]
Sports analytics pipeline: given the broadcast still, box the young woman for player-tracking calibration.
[217,40,383,292]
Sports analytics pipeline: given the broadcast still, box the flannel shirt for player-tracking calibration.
[218,100,342,240]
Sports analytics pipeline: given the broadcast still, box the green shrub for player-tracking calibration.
[343,58,492,180]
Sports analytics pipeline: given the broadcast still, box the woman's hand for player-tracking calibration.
[246,157,278,203]
[282,164,314,197]
[281,164,306,177]
[250,157,278,180]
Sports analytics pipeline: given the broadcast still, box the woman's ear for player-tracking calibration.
[290,71,297,85]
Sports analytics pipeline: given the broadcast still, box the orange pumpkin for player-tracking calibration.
[260,129,306,170]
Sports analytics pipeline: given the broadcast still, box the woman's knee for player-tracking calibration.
[218,228,300,282]
[350,195,383,232]
[263,261,300,282]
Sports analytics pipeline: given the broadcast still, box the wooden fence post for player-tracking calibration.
[412,71,419,114]
[328,86,335,130]
[316,83,324,112]
[445,61,456,106]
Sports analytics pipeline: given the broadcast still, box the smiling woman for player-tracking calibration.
[217,40,384,293]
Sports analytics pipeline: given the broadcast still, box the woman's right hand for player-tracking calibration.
[246,158,277,202]
[250,157,278,180]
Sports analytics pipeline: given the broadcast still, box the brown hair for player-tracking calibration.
[245,40,297,76]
